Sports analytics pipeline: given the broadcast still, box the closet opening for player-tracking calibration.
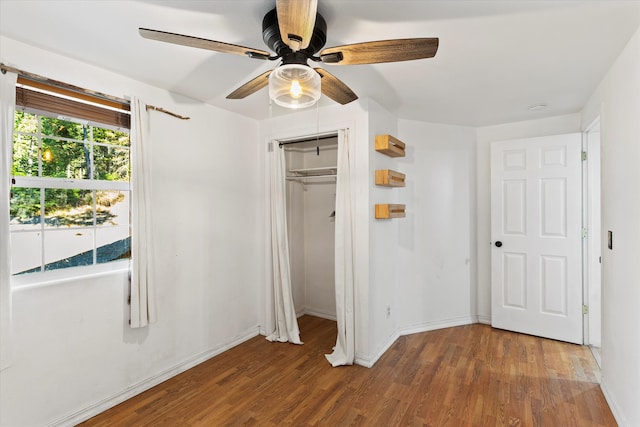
[268,127,354,366]
[282,133,338,326]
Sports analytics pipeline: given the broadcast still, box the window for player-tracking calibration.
[9,80,131,275]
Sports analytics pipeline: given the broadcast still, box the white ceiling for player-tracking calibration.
[1,0,639,126]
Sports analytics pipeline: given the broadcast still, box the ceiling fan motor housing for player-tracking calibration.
[262,8,327,63]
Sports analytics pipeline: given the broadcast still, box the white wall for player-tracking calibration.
[582,28,640,427]
[475,113,582,322]
[366,107,479,363]
[302,145,337,320]
[396,119,477,333]
[285,150,306,316]
[367,100,401,361]
[1,36,263,426]
[303,180,337,318]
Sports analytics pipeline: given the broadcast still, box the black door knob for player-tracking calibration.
[495,241,503,248]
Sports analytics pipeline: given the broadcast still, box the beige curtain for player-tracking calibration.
[267,142,302,344]
[129,97,156,328]
[326,129,355,366]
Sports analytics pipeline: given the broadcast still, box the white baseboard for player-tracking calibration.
[57,315,483,424]
[355,354,375,368]
[600,379,629,427]
[589,346,602,368]
[303,307,337,322]
[354,333,401,369]
[258,324,268,336]
[399,316,477,337]
[477,314,491,325]
[356,317,478,369]
[49,326,260,427]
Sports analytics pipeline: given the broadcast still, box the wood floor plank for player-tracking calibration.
[79,316,616,426]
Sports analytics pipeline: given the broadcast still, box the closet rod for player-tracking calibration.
[279,133,338,147]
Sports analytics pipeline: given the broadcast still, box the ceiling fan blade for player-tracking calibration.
[276,0,318,51]
[139,28,271,59]
[226,70,272,99]
[320,38,439,65]
[314,68,358,105]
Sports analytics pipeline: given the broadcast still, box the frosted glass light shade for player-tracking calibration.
[269,64,321,109]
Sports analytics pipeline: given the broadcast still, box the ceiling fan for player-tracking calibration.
[139,0,439,109]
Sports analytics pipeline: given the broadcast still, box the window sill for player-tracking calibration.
[11,260,130,291]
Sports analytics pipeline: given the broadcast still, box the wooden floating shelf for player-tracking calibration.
[375,169,406,187]
[375,134,406,158]
[375,204,406,219]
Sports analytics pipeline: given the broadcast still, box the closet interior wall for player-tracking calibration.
[285,137,338,321]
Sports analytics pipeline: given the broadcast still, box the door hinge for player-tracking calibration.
[581,151,588,161]
[582,305,589,315]
[582,227,588,238]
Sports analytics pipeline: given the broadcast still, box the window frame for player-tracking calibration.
[10,90,132,283]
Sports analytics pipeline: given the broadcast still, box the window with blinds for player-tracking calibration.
[10,77,132,275]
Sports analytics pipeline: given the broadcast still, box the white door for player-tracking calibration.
[491,134,583,344]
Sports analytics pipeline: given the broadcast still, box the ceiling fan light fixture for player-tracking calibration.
[141,2,438,108]
[269,64,321,109]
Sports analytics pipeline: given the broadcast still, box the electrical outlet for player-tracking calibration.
[386,306,391,317]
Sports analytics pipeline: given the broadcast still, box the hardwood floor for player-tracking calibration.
[79,316,616,426]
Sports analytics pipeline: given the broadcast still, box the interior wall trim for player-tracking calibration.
[356,316,479,369]
[600,379,627,427]
[47,326,260,427]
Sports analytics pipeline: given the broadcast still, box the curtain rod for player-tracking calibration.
[146,105,190,120]
[2,63,190,120]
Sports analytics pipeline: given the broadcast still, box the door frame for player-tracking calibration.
[582,117,602,352]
